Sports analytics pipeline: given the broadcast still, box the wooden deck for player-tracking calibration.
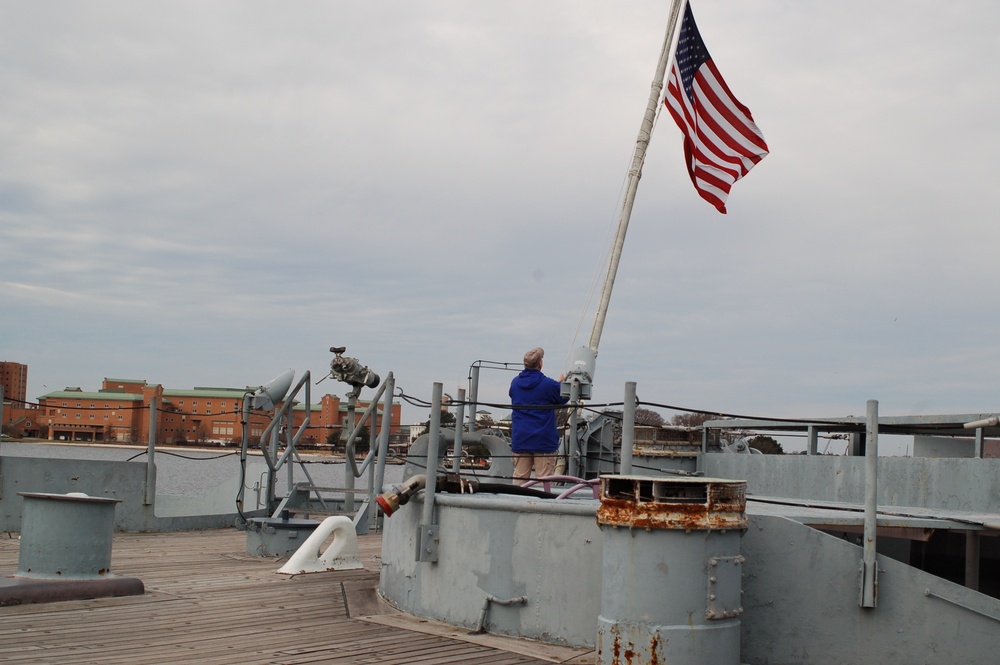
[0,529,593,665]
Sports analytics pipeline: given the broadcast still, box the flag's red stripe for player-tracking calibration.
[692,78,766,168]
[695,64,768,156]
[666,59,756,214]
[662,5,767,213]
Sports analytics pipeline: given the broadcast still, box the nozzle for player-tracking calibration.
[377,475,427,517]
[375,493,397,516]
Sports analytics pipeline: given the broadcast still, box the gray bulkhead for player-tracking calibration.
[379,453,1000,663]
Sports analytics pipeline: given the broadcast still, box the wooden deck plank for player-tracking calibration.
[0,528,579,665]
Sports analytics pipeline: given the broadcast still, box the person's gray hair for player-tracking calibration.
[523,347,544,369]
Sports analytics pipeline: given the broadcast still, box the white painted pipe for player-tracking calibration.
[964,416,999,429]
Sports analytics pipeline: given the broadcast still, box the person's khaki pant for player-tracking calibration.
[512,453,557,486]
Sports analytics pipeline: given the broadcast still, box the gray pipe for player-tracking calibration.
[417,492,598,517]
[474,594,528,633]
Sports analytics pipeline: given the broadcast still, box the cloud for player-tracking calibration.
[2,1,1000,426]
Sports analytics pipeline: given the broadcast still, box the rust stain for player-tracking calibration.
[597,496,747,530]
[597,477,748,530]
[603,623,670,664]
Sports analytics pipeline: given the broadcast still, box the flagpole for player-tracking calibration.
[587,0,687,352]
[560,0,687,406]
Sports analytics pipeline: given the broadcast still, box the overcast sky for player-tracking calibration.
[2,1,999,444]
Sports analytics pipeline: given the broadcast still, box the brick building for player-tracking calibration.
[0,361,27,404]
[1,361,31,437]
[2,369,402,448]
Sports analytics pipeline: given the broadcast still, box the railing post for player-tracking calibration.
[966,532,981,591]
[467,365,480,433]
[452,388,466,473]
[807,425,818,455]
[418,383,443,562]
[620,382,636,475]
[861,399,879,608]
[344,395,357,513]
[145,396,157,505]
[237,394,252,516]
[285,415,294,495]
[266,424,280,513]
[374,373,395,504]
[567,381,581,478]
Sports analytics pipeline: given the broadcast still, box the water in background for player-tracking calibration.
[1,441,405,497]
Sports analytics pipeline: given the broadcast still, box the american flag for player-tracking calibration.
[664,3,768,214]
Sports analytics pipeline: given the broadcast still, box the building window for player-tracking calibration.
[118,416,124,421]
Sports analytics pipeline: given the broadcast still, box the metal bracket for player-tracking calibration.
[417,523,439,562]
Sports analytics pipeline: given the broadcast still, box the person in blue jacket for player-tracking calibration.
[508,347,569,485]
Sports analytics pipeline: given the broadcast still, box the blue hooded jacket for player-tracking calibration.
[508,369,569,453]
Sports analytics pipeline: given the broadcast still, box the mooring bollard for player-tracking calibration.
[16,492,121,580]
